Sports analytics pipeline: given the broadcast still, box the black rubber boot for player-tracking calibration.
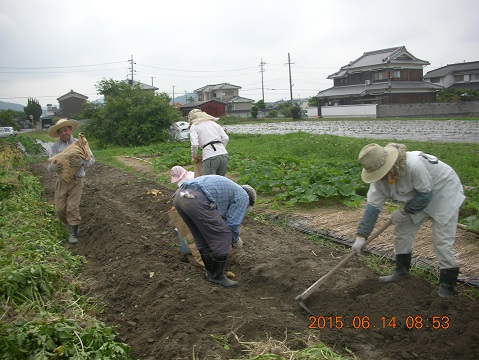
[379,253,412,283]
[438,267,459,298]
[199,248,214,278]
[69,225,79,244]
[209,255,238,287]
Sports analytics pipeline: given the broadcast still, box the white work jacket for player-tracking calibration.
[367,151,465,225]
[190,121,229,161]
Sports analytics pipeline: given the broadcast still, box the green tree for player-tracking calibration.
[276,101,292,118]
[23,98,42,128]
[251,105,259,119]
[254,99,266,110]
[268,109,278,118]
[81,79,182,147]
[291,105,302,120]
[308,96,320,107]
[437,88,479,102]
[0,110,24,130]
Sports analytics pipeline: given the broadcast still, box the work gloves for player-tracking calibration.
[391,209,409,225]
[352,236,365,254]
[69,154,84,167]
[50,162,63,173]
[232,237,243,249]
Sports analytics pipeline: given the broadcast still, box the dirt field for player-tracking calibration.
[29,159,479,360]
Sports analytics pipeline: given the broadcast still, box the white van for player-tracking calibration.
[0,127,16,138]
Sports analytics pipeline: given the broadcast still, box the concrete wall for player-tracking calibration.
[319,102,479,118]
[321,104,377,118]
[377,101,479,118]
[306,108,319,117]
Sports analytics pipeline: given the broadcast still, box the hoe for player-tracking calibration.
[295,220,392,315]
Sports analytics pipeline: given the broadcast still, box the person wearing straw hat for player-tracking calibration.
[188,109,229,176]
[170,165,194,187]
[173,175,256,287]
[48,118,95,244]
[351,143,465,298]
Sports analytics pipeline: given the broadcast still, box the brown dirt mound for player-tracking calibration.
[29,160,479,360]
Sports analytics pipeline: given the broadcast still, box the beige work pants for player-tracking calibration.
[54,177,84,226]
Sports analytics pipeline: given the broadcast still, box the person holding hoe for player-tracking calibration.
[352,143,465,298]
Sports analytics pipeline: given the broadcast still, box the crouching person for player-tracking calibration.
[173,175,256,287]
[352,143,465,298]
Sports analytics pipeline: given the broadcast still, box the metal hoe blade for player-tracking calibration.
[294,220,392,314]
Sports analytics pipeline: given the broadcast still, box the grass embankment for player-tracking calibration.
[0,136,131,359]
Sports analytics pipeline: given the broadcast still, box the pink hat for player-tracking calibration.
[170,166,189,183]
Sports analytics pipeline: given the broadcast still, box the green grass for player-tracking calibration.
[0,155,131,358]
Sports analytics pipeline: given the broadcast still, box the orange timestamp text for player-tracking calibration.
[308,315,450,330]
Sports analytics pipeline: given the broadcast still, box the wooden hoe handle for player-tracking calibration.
[296,219,392,302]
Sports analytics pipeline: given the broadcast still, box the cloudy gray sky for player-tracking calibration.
[1,0,477,107]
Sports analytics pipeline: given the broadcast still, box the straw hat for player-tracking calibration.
[48,118,79,138]
[188,109,218,124]
[170,166,189,183]
[358,143,399,183]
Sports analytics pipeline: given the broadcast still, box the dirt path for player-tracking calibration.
[29,161,479,360]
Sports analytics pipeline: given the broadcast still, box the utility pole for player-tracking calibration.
[151,77,156,86]
[185,91,188,104]
[172,86,175,105]
[288,53,294,105]
[260,58,266,102]
[128,55,136,84]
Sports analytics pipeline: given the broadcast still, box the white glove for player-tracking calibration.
[352,236,366,254]
[50,161,63,173]
[391,209,409,225]
[232,237,243,249]
[69,154,84,167]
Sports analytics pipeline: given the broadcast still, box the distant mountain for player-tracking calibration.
[173,92,197,104]
[0,101,24,112]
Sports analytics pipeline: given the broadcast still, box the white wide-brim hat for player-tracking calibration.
[359,143,399,183]
[48,118,80,138]
[188,109,218,124]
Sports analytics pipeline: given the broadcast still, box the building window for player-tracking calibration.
[373,72,384,81]
[430,77,441,83]
[392,70,401,79]
[455,75,464,82]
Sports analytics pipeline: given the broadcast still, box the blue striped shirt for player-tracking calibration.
[184,175,249,239]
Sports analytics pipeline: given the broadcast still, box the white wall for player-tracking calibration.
[306,108,319,117]
[321,104,377,118]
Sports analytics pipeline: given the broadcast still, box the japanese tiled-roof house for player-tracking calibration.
[317,46,443,106]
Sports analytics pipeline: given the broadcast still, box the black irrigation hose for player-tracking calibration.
[269,215,479,288]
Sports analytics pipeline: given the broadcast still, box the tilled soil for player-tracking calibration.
[29,161,479,360]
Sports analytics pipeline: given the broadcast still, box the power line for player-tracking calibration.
[0,61,127,69]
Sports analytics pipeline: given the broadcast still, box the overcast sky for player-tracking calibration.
[1,0,477,107]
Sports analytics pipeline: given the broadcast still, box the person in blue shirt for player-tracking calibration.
[173,175,256,287]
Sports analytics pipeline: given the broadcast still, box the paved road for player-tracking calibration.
[224,119,479,143]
